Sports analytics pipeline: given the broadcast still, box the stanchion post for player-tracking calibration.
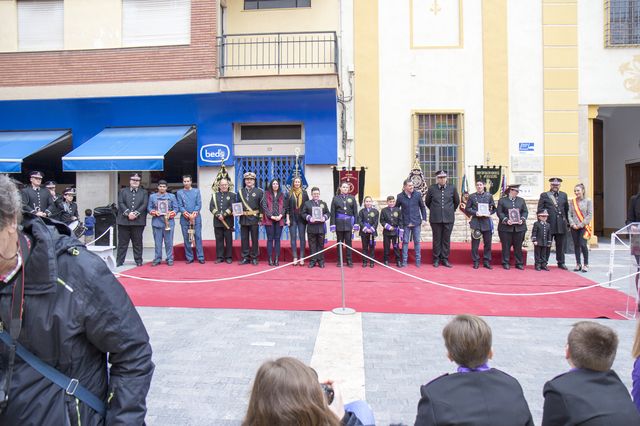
[332,242,356,315]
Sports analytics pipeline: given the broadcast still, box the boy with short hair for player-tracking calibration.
[415,314,533,426]
[357,195,379,268]
[542,321,640,425]
[531,209,552,271]
[380,195,402,267]
[84,208,95,244]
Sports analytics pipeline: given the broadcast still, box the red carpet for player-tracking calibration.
[117,254,628,319]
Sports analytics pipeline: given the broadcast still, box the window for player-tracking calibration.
[17,0,64,51]
[414,113,463,187]
[244,0,311,10]
[605,0,640,46]
[240,124,302,141]
[122,0,191,47]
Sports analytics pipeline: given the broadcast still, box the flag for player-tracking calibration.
[459,174,471,218]
[500,173,507,196]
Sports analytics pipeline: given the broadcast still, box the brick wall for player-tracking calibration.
[0,0,216,87]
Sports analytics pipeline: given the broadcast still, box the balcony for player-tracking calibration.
[216,31,338,77]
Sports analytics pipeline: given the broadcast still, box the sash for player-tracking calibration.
[572,198,592,240]
[546,191,559,211]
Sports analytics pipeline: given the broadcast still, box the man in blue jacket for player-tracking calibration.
[396,179,427,267]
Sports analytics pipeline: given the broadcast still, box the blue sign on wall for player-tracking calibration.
[518,142,535,152]
[0,89,338,167]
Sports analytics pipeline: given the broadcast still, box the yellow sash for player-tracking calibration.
[572,198,592,240]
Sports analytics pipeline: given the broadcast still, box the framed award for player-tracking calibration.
[508,208,521,223]
[232,202,244,217]
[477,203,490,217]
[312,206,323,221]
[157,199,169,216]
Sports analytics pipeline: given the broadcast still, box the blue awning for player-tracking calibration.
[0,130,71,173]
[62,126,194,171]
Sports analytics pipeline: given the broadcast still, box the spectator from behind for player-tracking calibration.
[84,208,95,244]
[243,357,374,426]
[542,321,640,425]
[414,314,533,426]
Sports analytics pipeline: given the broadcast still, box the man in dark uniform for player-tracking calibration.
[237,172,263,265]
[380,195,402,266]
[210,178,235,264]
[330,181,359,267]
[20,171,52,218]
[425,170,460,268]
[537,177,569,270]
[465,180,496,269]
[44,180,62,220]
[302,187,330,268]
[116,172,149,267]
[497,184,528,270]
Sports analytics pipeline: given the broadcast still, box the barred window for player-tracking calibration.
[245,0,311,10]
[414,113,463,188]
[605,0,640,46]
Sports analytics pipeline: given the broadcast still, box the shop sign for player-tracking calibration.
[200,144,230,164]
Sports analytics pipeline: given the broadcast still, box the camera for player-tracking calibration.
[321,383,334,405]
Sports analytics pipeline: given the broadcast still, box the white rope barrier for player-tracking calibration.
[115,241,640,297]
[84,226,112,247]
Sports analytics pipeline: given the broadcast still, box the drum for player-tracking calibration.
[69,220,87,238]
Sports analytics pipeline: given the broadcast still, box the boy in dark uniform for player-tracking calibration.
[302,187,330,268]
[415,314,534,426]
[330,181,359,267]
[531,209,552,271]
[237,172,264,265]
[380,195,402,266]
[357,195,379,268]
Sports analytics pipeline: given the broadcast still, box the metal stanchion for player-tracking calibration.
[332,242,356,315]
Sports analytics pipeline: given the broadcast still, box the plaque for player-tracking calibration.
[232,202,244,217]
[477,203,490,217]
[312,206,323,221]
[157,199,169,215]
[508,208,521,224]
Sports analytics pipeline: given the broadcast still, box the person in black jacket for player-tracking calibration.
[537,178,570,270]
[414,314,533,426]
[497,184,528,270]
[302,187,330,268]
[20,170,53,218]
[116,172,149,267]
[357,196,379,268]
[380,195,402,266]
[425,170,460,268]
[54,187,79,225]
[465,180,496,269]
[542,321,640,426]
[531,209,552,271]
[396,179,427,268]
[330,182,359,267]
[237,172,264,266]
[0,174,154,425]
[209,178,235,264]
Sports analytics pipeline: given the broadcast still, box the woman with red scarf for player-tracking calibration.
[261,179,287,266]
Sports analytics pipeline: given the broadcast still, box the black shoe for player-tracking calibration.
[308,261,316,268]
[397,260,402,267]
[433,260,440,268]
[483,262,493,270]
[573,264,582,272]
[274,257,279,266]
[187,259,194,264]
[152,260,160,266]
[442,260,452,268]
[542,265,550,271]
[239,258,250,265]
[384,261,389,266]
[215,258,224,264]
[252,259,259,266]
[535,265,541,271]
[558,263,568,270]
[503,264,510,270]
[198,259,205,264]
[516,264,524,270]
[268,258,274,266]
[319,261,325,268]
[369,261,374,268]
[336,262,342,267]
[167,260,174,266]
[116,262,124,267]
[225,258,233,264]
[347,261,353,268]
[473,262,479,269]
[136,262,143,267]
[362,262,368,268]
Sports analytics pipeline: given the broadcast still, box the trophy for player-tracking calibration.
[157,199,171,231]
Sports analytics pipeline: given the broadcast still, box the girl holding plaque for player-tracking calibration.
[569,183,593,272]
[261,179,287,266]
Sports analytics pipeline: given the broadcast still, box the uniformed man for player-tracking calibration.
[465,180,496,269]
[148,179,178,266]
[210,178,235,264]
[55,187,79,225]
[330,181,359,267]
[177,174,206,264]
[20,171,52,217]
[531,209,552,271]
[497,184,528,270]
[380,195,402,266]
[425,170,460,268]
[237,172,263,265]
[302,186,330,268]
[537,177,569,270]
[45,180,62,221]
[116,172,149,267]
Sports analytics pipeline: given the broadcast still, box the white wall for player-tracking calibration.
[377,0,484,198]
[602,106,640,229]
[578,2,640,105]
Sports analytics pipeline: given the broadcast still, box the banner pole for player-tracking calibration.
[332,242,356,315]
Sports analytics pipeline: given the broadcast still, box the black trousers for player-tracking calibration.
[471,230,492,263]
[552,233,566,265]
[383,234,401,262]
[431,222,454,261]
[241,224,259,260]
[361,234,375,263]
[499,230,525,266]
[307,232,325,263]
[117,224,145,265]
[534,245,550,266]
[214,226,233,260]
[570,228,589,265]
[336,230,353,262]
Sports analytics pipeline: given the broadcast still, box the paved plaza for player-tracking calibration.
[117,244,640,425]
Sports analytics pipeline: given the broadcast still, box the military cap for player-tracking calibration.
[507,184,521,192]
[435,170,448,178]
[537,209,549,216]
[63,187,76,195]
[243,172,257,180]
[549,177,563,185]
[29,171,44,179]
[45,180,57,188]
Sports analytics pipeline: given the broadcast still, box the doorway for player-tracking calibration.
[593,118,603,236]
[627,161,640,218]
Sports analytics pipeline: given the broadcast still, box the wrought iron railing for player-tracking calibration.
[217,31,338,76]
